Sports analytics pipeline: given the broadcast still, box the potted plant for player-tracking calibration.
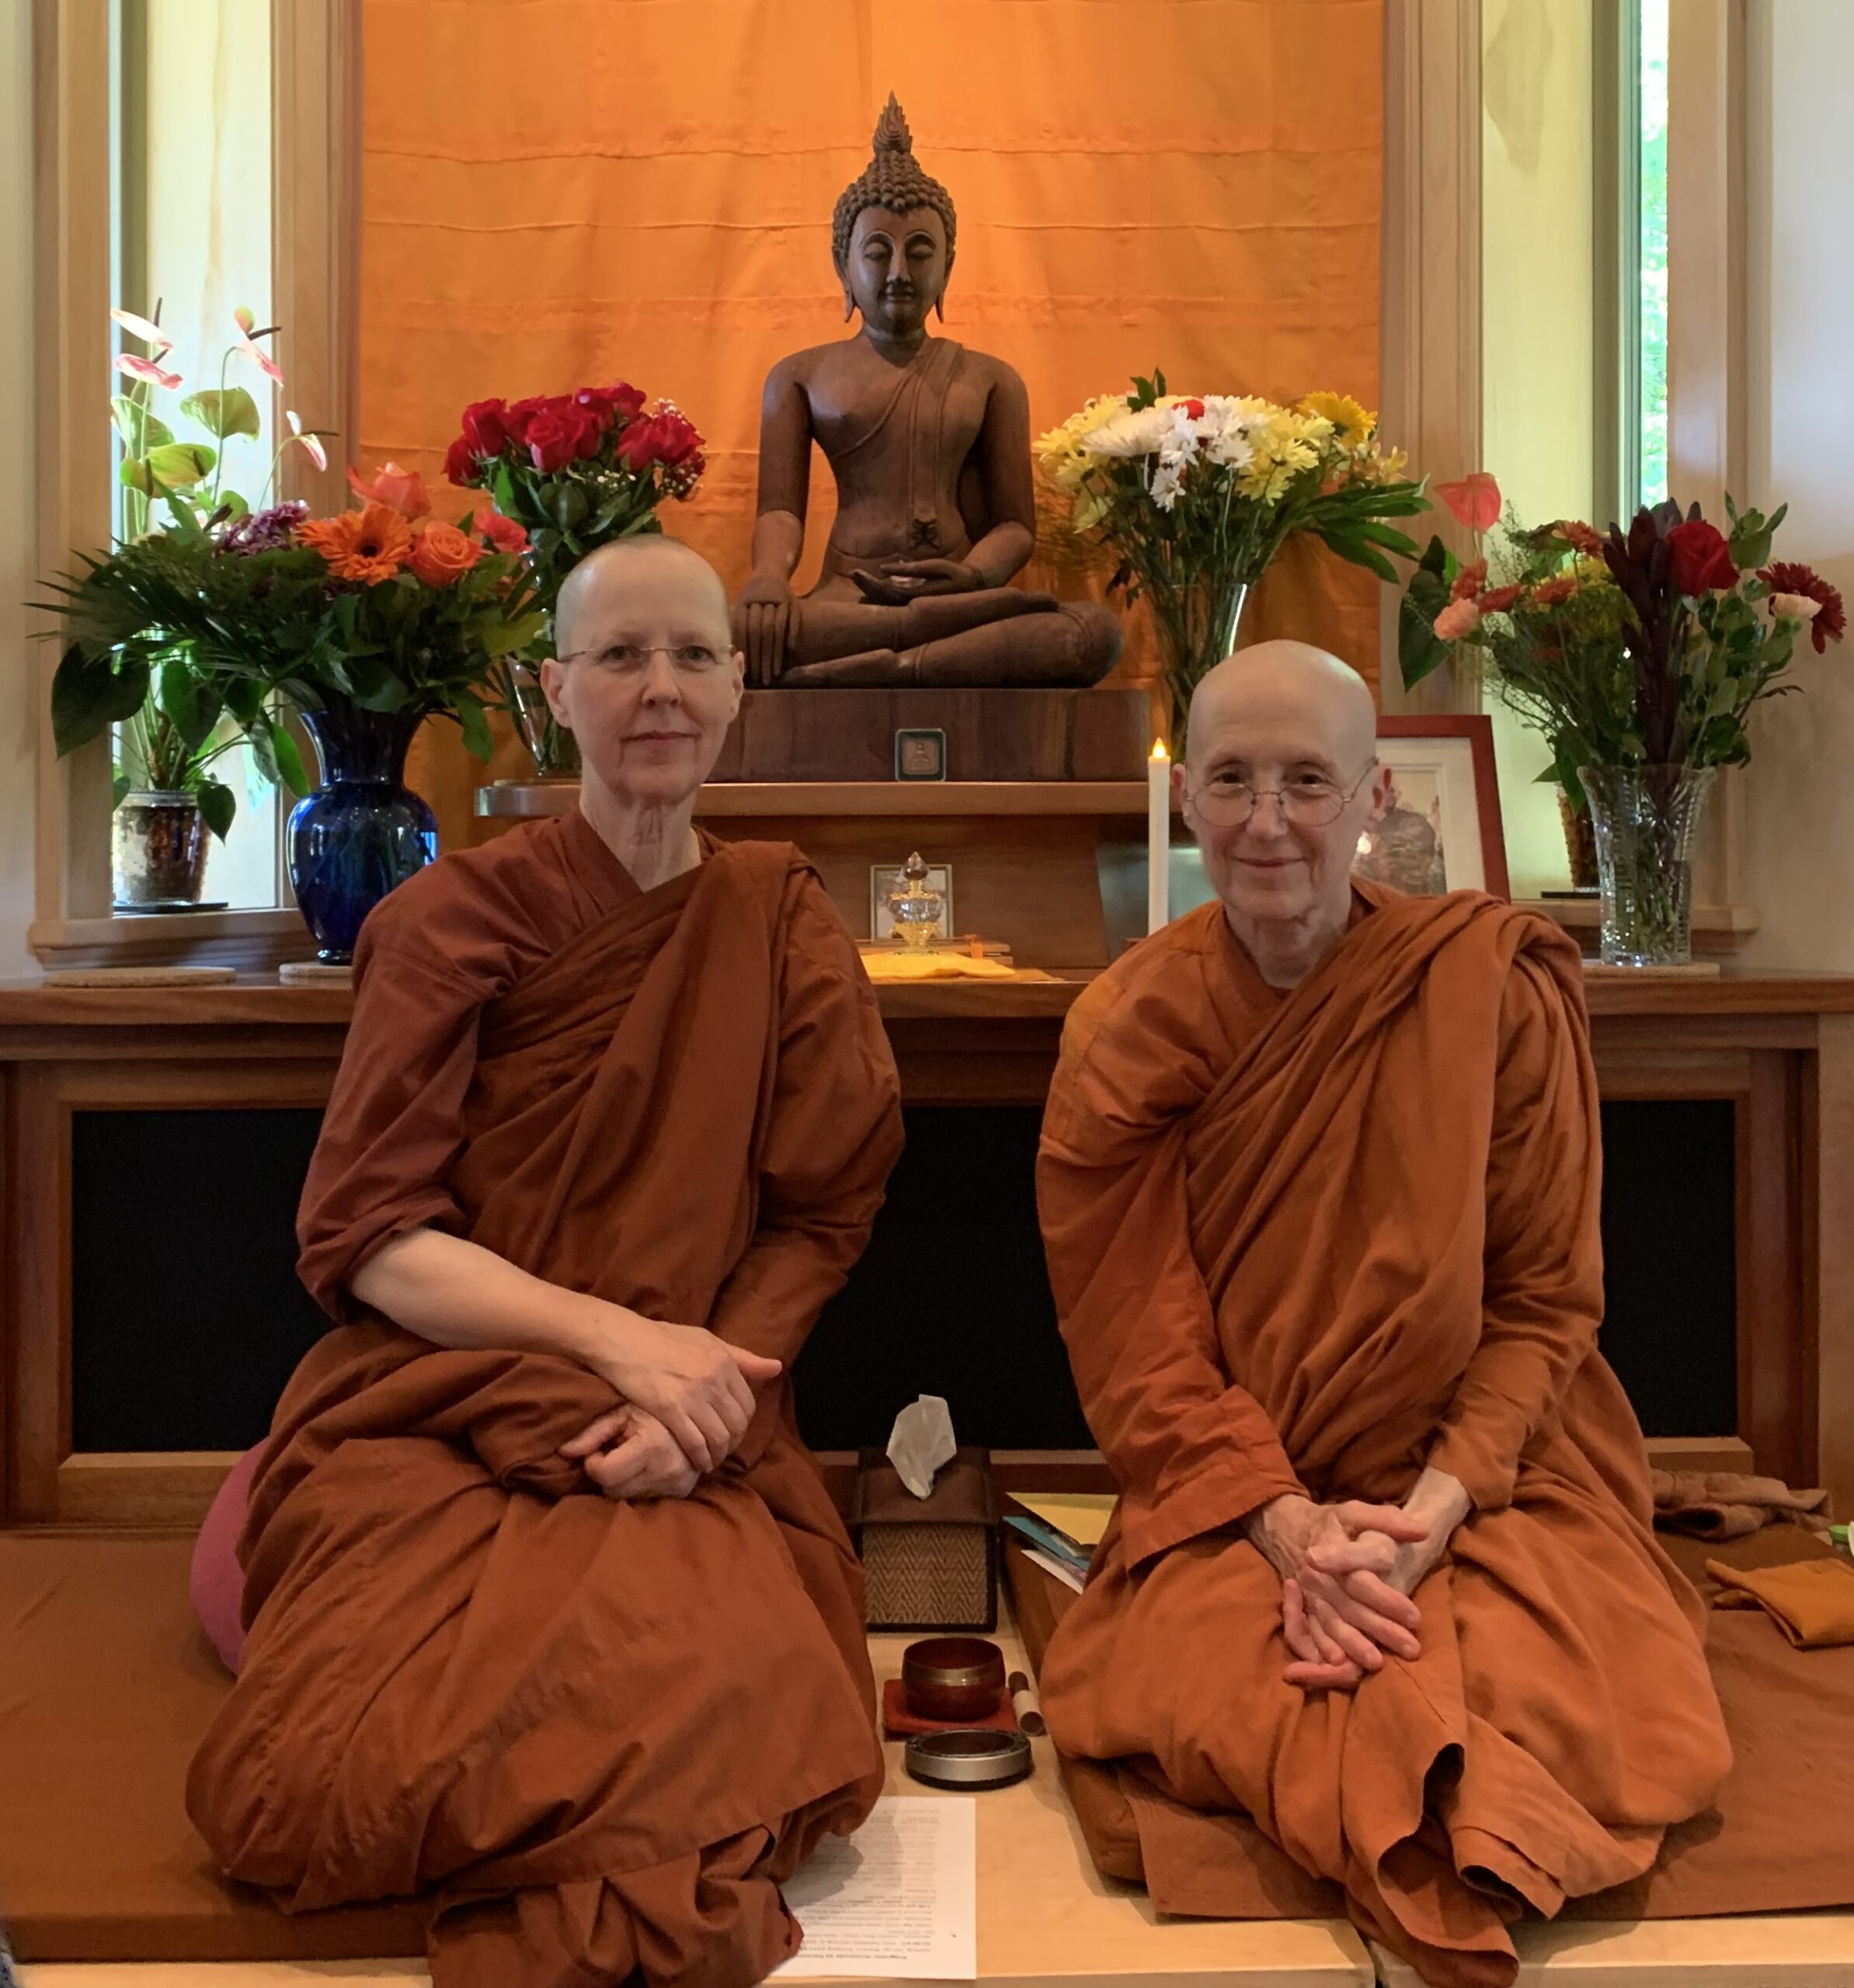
[1401,477,1846,965]
[48,302,332,908]
[1035,373,1428,737]
[441,384,707,776]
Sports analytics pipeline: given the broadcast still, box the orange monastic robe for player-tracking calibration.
[188,813,904,1988]
[1037,885,1731,1988]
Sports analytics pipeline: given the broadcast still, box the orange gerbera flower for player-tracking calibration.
[297,502,412,583]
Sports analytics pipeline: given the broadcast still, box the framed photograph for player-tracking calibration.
[868,861,955,941]
[1353,715,1510,900]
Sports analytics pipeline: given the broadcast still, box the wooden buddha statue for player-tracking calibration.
[735,96,1122,688]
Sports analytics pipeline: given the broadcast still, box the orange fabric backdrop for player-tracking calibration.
[360,0,1383,840]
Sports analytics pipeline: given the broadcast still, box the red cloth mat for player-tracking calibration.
[882,1677,1020,1737]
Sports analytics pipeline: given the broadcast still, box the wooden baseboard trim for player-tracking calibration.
[54,1450,243,1527]
[35,1437,1758,1532]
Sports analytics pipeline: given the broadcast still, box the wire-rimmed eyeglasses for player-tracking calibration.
[1182,759,1379,829]
[556,642,728,676]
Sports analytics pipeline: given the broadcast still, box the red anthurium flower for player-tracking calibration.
[1668,519,1737,596]
[1762,561,1848,652]
[1435,472,1501,534]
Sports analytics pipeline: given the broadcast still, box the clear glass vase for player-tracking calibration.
[113,791,209,909]
[1145,575,1250,746]
[508,661,581,780]
[1580,764,1716,967]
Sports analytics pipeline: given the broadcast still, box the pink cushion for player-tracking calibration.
[189,1445,261,1675]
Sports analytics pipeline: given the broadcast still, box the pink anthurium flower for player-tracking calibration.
[288,409,328,474]
[110,306,171,352]
[1435,472,1502,535]
[235,335,284,385]
[115,351,183,391]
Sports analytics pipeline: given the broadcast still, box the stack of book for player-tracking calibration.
[1002,1493,1114,1594]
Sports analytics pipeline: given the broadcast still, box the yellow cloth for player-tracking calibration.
[857,951,1017,981]
[359,0,1386,850]
[1707,1555,1854,1648]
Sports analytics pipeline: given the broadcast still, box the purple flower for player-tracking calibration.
[218,501,308,557]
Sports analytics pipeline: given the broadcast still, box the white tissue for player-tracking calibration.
[887,1393,957,1500]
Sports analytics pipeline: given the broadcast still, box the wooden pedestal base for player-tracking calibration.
[708,686,1153,782]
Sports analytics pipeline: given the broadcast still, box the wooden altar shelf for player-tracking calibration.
[478,778,1160,818]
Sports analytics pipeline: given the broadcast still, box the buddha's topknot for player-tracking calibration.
[832,94,958,273]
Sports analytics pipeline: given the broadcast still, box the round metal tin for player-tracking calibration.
[903,1728,1033,1791]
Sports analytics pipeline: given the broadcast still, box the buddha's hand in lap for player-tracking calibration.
[560,1404,699,1502]
[738,572,795,686]
[852,557,983,605]
[595,1313,783,1473]
[1245,1495,1432,1692]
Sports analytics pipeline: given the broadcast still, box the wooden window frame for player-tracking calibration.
[27,0,359,974]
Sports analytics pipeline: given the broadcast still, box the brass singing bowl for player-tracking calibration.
[902,1635,1007,1722]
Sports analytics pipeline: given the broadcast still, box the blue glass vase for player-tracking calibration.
[287,704,437,964]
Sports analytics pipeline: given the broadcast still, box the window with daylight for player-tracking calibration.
[1636,0,1670,510]
[109,0,282,912]
[1594,0,1671,525]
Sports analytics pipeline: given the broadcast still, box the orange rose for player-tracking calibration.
[407,519,484,588]
[298,502,412,584]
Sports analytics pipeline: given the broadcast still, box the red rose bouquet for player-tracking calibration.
[443,384,704,620]
[442,383,705,772]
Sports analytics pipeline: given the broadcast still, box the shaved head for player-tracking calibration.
[1177,639,1390,984]
[540,533,744,826]
[1186,641,1377,773]
[554,534,732,662]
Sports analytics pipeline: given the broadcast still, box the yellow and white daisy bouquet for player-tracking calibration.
[1036,373,1428,721]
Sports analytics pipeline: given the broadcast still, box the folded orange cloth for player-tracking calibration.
[1706,1555,1854,1647]
[1653,1468,1830,1541]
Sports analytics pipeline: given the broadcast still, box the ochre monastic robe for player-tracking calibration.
[188,813,904,1988]
[1036,884,1731,1988]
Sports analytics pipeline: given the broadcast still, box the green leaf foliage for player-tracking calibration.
[196,777,237,840]
[144,440,217,490]
[110,397,173,450]
[179,387,263,443]
[51,643,149,754]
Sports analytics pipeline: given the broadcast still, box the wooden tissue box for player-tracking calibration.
[852,1446,999,1633]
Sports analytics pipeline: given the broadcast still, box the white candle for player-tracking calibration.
[1147,738,1170,933]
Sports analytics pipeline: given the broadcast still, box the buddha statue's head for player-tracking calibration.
[832,95,957,334]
